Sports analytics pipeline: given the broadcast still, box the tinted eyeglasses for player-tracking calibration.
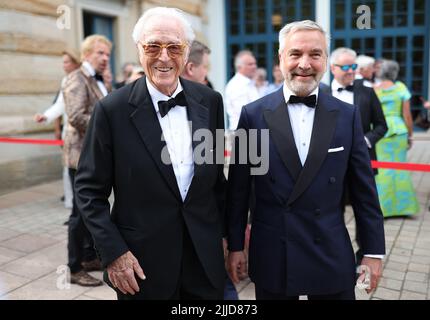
[138,42,187,59]
[335,63,358,71]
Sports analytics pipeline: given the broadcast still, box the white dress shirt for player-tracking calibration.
[82,61,108,97]
[331,79,354,105]
[331,79,372,148]
[284,84,383,259]
[147,80,194,202]
[43,77,68,139]
[283,85,318,166]
[225,73,260,130]
[355,74,374,88]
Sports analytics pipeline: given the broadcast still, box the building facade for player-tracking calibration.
[223,0,429,115]
[0,0,429,135]
[0,0,210,135]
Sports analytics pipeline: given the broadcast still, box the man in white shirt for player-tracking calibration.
[225,50,259,131]
[63,35,112,287]
[227,20,385,300]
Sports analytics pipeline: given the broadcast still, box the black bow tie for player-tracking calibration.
[94,73,104,82]
[288,94,317,108]
[337,85,354,92]
[158,91,188,117]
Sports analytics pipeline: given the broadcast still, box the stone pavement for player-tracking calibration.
[0,132,429,300]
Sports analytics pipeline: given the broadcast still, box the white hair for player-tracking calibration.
[132,7,195,45]
[278,20,330,55]
[329,47,357,65]
[378,59,399,82]
[356,55,375,69]
[234,50,255,71]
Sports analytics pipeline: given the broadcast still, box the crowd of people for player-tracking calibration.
[31,6,430,300]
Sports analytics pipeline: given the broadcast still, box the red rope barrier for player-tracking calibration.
[0,137,63,146]
[1,138,429,172]
[370,160,430,172]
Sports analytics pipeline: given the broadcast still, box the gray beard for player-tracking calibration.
[285,72,324,97]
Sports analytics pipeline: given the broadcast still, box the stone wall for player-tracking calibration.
[0,0,208,135]
[0,0,68,135]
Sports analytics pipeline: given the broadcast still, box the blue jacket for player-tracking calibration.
[226,87,385,296]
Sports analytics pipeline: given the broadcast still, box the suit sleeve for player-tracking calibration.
[63,72,91,135]
[364,88,387,147]
[347,106,385,255]
[226,107,252,251]
[74,101,129,268]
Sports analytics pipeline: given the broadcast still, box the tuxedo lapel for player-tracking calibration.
[263,93,302,181]
[128,77,182,201]
[182,79,209,155]
[181,79,210,202]
[288,92,339,205]
[81,66,104,100]
[353,85,362,110]
[89,78,104,100]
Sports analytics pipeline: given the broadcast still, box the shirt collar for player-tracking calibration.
[235,72,253,85]
[331,78,353,91]
[82,61,96,77]
[283,83,319,105]
[146,78,183,113]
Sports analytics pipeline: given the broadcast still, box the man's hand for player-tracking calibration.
[358,257,383,294]
[107,251,145,295]
[34,114,47,123]
[227,251,247,284]
[419,97,430,109]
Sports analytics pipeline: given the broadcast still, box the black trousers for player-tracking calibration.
[67,168,97,273]
[255,286,355,300]
[117,222,223,300]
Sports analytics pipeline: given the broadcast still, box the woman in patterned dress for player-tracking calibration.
[373,59,419,217]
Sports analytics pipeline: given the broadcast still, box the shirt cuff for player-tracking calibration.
[364,136,372,149]
[364,254,384,259]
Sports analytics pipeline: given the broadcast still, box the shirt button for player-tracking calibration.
[302,143,306,146]
[329,177,336,183]
[302,119,305,122]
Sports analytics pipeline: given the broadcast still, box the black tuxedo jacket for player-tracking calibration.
[74,76,226,299]
[319,80,387,169]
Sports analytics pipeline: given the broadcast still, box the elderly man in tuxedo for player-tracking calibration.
[74,7,226,300]
[226,20,385,300]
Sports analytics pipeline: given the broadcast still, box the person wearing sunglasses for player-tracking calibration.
[73,7,227,300]
[320,47,387,266]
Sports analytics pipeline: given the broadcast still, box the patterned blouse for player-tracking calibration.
[374,81,411,137]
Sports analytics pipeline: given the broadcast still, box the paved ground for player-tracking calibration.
[0,132,429,300]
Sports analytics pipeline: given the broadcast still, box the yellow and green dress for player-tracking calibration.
[374,81,419,217]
